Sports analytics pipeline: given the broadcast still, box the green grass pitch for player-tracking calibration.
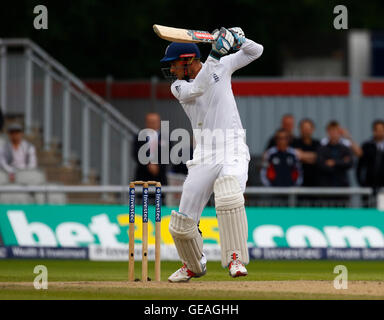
[0,259,384,300]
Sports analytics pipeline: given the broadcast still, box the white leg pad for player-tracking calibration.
[214,176,249,267]
[169,210,204,274]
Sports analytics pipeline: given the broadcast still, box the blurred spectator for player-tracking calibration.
[0,123,37,182]
[317,121,353,187]
[261,129,303,186]
[265,114,299,149]
[356,119,384,193]
[320,123,362,158]
[292,118,320,186]
[133,112,168,185]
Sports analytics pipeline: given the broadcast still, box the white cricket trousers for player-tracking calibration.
[178,158,249,223]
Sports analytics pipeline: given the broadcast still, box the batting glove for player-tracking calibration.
[229,27,246,51]
[209,27,235,60]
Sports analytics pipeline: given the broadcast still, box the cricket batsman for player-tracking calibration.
[159,27,263,282]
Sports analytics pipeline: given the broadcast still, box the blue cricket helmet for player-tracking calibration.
[160,42,201,62]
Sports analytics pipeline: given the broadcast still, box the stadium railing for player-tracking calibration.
[0,38,139,186]
[0,185,376,208]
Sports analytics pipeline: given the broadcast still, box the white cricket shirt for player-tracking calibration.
[171,39,263,166]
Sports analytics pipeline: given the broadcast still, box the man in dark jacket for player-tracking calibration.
[357,119,384,193]
[317,121,353,187]
[292,118,320,186]
[133,113,168,185]
[261,129,303,186]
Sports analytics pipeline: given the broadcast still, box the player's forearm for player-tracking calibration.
[225,38,263,72]
[241,39,264,61]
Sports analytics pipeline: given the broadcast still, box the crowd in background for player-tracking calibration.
[260,114,384,194]
[134,112,384,195]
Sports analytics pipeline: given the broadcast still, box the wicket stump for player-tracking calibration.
[128,181,162,282]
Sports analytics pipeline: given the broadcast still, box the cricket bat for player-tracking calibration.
[153,24,215,43]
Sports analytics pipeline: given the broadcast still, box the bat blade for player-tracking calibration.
[153,24,215,43]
